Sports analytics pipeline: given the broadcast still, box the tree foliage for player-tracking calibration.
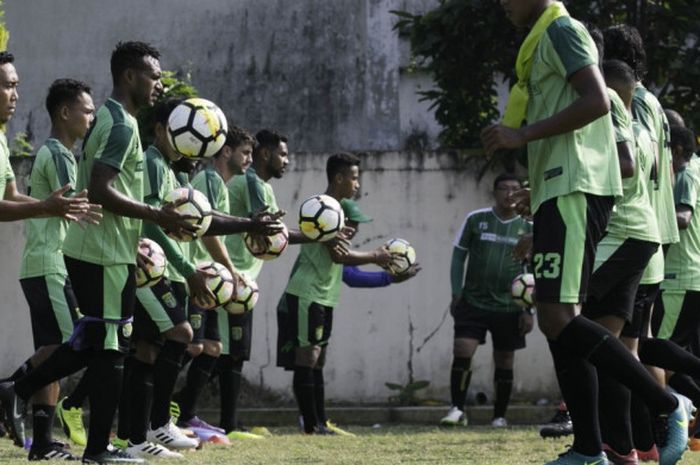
[394,0,700,149]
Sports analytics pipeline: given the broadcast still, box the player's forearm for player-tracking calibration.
[142,221,196,277]
[202,235,235,271]
[288,228,313,244]
[206,211,254,235]
[90,183,159,222]
[450,248,467,297]
[0,200,49,221]
[330,249,381,266]
[342,266,392,288]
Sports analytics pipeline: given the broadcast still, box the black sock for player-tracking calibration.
[493,368,513,419]
[314,369,327,425]
[15,344,88,401]
[218,355,243,433]
[1,358,33,383]
[85,351,124,456]
[630,393,656,452]
[150,340,186,429]
[293,366,317,433]
[639,338,700,379]
[668,372,700,408]
[116,357,133,441]
[63,369,90,410]
[557,316,677,415]
[549,339,602,456]
[598,370,633,454]
[31,404,55,449]
[127,359,153,445]
[178,354,216,422]
[450,357,472,410]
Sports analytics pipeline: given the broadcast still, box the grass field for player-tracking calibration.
[1,426,700,464]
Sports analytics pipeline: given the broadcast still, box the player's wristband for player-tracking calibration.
[523,307,535,316]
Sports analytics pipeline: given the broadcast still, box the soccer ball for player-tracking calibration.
[298,194,345,242]
[163,187,212,242]
[243,223,289,260]
[383,238,417,275]
[135,238,167,288]
[224,272,259,315]
[511,273,535,308]
[196,262,234,310]
[167,98,228,159]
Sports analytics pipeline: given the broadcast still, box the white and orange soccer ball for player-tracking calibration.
[135,238,167,288]
[167,98,228,159]
[511,273,535,308]
[196,262,234,310]
[298,194,344,242]
[163,187,212,242]
[243,223,289,261]
[224,272,259,315]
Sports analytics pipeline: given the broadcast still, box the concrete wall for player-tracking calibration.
[0,153,559,403]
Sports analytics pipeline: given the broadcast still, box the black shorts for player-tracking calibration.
[189,303,220,343]
[452,300,526,351]
[20,274,80,350]
[133,279,188,344]
[276,293,333,369]
[582,238,658,322]
[532,193,613,304]
[621,283,661,339]
[654,290,700,355]
[64,256,136,353]
[217,309,252,361]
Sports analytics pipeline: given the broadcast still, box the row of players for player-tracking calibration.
[0,41,419,463]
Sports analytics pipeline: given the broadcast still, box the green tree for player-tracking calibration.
[394,0,700,149]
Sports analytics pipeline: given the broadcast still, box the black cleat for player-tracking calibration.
[29,442,79,461]
[539,407,573,439]
[81,448,145,464]
[0,381,26,447]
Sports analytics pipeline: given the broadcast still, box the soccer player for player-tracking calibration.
[439,173,533,428]
[481,2,690,464]
[13,79,95,461]
[276,153,392,435]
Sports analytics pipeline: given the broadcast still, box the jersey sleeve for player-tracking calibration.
[631,97,659,143]
[609,92,633,145]
[49,151,75,195]
[453,214,473,251]
[143,155,165,205]
[674,170,698,211]
[544,19,598,79]
[95,123,134,171]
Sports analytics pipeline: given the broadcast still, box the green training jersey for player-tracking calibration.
[638,122,665,284]
[225,167,280,280]
[454,208,532,312]
[633,84,678,246]
[285,242,342,308]
[189,166,229,265]
[63,98,143,266]
[526,16,622,214]
[605,90,660,243]
[0,131,14,198]
[143,145,192,283]
[20,139,77,278]
[662,163,700,291]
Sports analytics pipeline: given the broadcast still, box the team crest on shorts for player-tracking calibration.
[122,323,133,338]
[190,314,202,329]
[162,292,177,309]
[231,326,243,341]
[315,325,323,342]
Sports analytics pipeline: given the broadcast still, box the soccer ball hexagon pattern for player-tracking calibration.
[135,238,167,288]
[167,98,228,159]
[224,272,259,315]
[163,187,213,242]
[196,261,235,310]
[244,222,289,260]
[511,272,535,308]
[383,238,416,275]
[298,194,345,242]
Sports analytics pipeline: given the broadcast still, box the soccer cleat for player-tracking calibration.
[226,430,265,440]
[0,381,26,448]
[658,393,692,465]
[491,417,508,428]
[56,398,87,447]
[111,438,128,450]
[28,442,80,461]
[540,408,573,439]
[81,448,145,464]
[544,449,609,465]
[125,441,184,460]
[636,445,659,462]
[324,420,355,437]
[439,406,467,427]
[176,415,224,434]
[602,444,639,465]
[147,420,200,450]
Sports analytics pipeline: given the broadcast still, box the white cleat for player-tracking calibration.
[125,441,183,460]
[491,417,508,428]
[439,406,467,426]
[147,420,200,450]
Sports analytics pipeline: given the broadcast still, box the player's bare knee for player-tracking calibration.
[295,345,321,368]
[203,340,222,357]
[187,343,204,358]
[165,322,193,344]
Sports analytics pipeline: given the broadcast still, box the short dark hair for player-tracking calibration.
[603,25,647,80]
[225,125,255,151]
[110,41,161,85]
[153,98,182,128]
[493,173,522,191]
[664,109,686,128]
[253,129,288,159]
[602,59,636,88]
[45,79,92,120]
[326,152,360,182]
[584,23,604,61]
[0,51,14,65]
[670,126,696,160]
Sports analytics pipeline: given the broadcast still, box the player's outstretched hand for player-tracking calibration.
[43,184,92,221]
[326,235,350,257]
[513,232,533,262]
[519,312,534,336]
[508,188,532,220]
[480,124,527,156]
[157,198,199,239]
[391,263,421,283]
[373,246,393,267]
[187,269,216,309]
[69,189,102,226]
